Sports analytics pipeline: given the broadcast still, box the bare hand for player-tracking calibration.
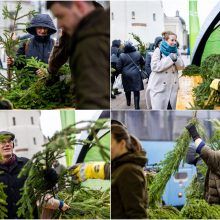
[61,203,70,211]
[7,57,14,66]
[36,68,48,78]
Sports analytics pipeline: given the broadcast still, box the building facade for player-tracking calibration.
[111,1,164,45]
[0,110,45,159]
[164,10,188,50]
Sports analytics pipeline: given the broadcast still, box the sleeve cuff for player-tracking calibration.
[195,138,205,154]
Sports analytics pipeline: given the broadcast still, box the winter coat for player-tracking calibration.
[199,146,220,204]
[16,37,55,64]
[49,8,110,109]
[15,14,56,69]
[117,45,145,92]
[145,47,184,110]
[111,151,148,219]
[145,52,153,78]
[0,155,38,219]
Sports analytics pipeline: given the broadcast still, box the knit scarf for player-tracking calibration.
[160,40,177,56]
[1,154,16,166]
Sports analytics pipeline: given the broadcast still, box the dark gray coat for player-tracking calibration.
[117,45,144,92]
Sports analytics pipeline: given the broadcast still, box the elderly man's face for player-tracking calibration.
[50,2,82,36]
[0,136,13,160]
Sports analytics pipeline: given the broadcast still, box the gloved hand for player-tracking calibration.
[185,123,200,141]
[7,57,14,66]
[44,168,58,189]
[69,162,105,183]
[169,53,177,62]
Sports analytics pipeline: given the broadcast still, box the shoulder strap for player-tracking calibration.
[127,54,140,70]
[24,39,31,55]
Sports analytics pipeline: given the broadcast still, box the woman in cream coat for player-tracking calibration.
[146,31,184,110]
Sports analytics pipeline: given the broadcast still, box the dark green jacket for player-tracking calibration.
[111,152,148,219]
[200,146,220,204]
[49,8,110,109]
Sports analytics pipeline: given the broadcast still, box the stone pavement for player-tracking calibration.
[111,79,148,110]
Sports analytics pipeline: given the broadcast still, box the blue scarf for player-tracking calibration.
[160,40,177,56]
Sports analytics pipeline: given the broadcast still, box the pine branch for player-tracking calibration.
[17,120,109,218]
[149,115,206,207]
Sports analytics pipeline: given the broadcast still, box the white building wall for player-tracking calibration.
[111,1,164,45]
[0,110,45,159]
[164,16,188,50]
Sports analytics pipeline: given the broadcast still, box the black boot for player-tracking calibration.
[114,88,122,95]
[167,101,172,110]
[111,91,116,99]
[125,92,131,106]
[134,91,140,109]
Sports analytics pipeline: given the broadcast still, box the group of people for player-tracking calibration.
[3,1,110,110]
[111,31,185,110]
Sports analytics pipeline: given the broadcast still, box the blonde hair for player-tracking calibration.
[162,31,177,40]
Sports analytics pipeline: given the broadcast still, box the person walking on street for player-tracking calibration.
[146,31,184,110]
[117,41,145,109]
[111,39,122,99]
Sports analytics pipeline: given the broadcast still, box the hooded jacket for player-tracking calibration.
[16,14,56,66]
[111,151,148,219]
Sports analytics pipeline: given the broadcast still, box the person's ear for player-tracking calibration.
[119,139,127,151]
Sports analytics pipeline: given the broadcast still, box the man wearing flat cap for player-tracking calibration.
[0,131,36,218]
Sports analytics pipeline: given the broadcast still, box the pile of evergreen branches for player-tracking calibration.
[182,54,220,109]
[16,119,110,219]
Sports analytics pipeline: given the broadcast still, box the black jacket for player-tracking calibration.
[0,156,37,219]
[117,45,144,92]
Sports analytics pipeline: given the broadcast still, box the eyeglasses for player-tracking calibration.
[0,140,13,145]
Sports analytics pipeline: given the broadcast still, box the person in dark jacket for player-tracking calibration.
[0,131,37,219]
[111,124,147,219]
[0,131,69,219]
[117,41,145,109]
[186,123,220,204]
[7,14,56,74]
[111,39,122,99]
[145,36,162,79]
[46,1,110,109]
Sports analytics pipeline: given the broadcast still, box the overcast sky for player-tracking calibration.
[40,110,103,138]
[162,0,220,30]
